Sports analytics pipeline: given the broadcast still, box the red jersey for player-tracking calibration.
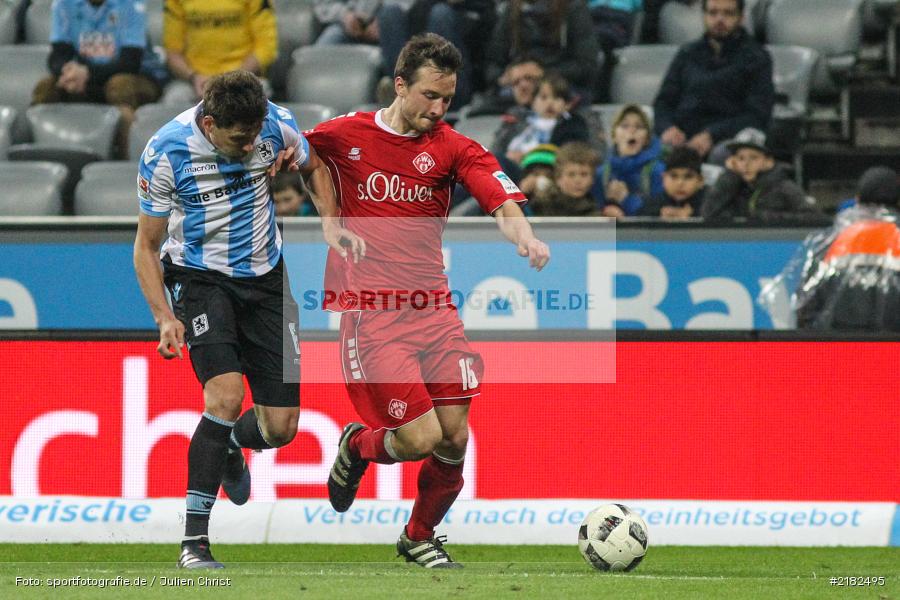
[305,110,526,311]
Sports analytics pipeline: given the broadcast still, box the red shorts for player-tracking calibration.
[339,308,484,430]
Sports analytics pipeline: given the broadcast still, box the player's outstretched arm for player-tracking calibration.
[300,145,367,263]
[134,213,184,359]
[493,200,550,271]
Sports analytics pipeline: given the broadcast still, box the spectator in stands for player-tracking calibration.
[492,72,592,182]
[517,143,558,201]
[701,128,810,222]
[162,0,277,103]
[314,0,383,47]
[587,0,643,101]
[273,173,316,216]
[377,0,496,108]
[653,0,773,160]
[485,0,600,104]
[639,146,705,218]
[530,142,600,216]
[470,57,544,116]
[792,167,900,330]
[594,104,664,217]
[34,0,163,111]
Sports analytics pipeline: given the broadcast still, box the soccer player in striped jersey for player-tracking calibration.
[133,70,364,569]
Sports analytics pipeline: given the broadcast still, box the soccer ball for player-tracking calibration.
[578,503,649,572]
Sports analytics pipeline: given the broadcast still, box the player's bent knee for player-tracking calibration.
[440,428,469,454]
[260,421,298,447]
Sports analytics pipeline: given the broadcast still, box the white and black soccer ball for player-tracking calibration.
[578,503,649,572]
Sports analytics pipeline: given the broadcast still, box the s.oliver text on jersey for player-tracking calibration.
[357,172,434,203]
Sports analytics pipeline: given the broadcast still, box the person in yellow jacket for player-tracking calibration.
[162,0,278,103]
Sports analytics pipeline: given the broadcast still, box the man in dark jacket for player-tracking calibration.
[653,0,773,159]
[701,128,812,222]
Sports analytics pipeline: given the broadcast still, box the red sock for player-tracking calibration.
[349,427,397,464]
[406,455,464,541]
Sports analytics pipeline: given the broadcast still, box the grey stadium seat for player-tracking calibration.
[0,161,67,215]
[766,0,864,96]
[27,103,121,159]
[610,45,679,105]
[0,45,51,143]
[268,0,318,100]
[7,144,100,214]
[24,0,52,44]
[452,114,503,148]
[287,45,381,114]
[278,102,336,132]
[0,105,16,159]
[145,0,164,46]
[128,102,194,160]
[591,103,655,137]
[766,45,819,120]
[75,161,138,216]
[658,2,704,45]
[0,0,17,45]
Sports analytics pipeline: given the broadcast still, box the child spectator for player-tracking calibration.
[517,144,558,200]
[492,72,591,180]
[639,146,705,219]
[701,128,810,222]
[594,104,664,217]
[530,142,600,216]
[272,173,316,217]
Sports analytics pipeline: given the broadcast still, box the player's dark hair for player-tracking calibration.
[702,0,744,13]
[202,70,268,129]
[394,33,462,85]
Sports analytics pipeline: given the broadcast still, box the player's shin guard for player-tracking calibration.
[405,453,464,542]
[349,427,399,464]
[185,413,234,538]
[229,409,273,451]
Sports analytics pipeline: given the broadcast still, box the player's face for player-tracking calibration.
[204,117,263,159]
[703,0,742,40]
[399,66,457,133]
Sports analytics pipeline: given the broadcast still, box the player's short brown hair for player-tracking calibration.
[202,70,268,129]
[555,142,600,174]
[394,33,463,85]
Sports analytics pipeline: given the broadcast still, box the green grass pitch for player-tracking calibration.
[1,544,897,599]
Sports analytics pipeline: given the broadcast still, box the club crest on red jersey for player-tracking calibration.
[388,399,408,419]
[413,152,436,174]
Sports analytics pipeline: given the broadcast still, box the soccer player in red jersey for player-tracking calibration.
[305,34,550,568]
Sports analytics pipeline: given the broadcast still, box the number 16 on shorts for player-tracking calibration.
[459,357,479,391]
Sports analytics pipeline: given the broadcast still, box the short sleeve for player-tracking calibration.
[138,140,175,217]
[122,0,148,49]
[50,0,74,45]
[452,134,526,214]
[276,108,311,170]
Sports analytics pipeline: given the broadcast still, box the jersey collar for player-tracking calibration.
[374,109,421,138]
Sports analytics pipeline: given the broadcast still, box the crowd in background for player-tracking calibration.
[20,0,900,221]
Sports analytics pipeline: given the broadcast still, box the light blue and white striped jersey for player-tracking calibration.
[138,101,310,277]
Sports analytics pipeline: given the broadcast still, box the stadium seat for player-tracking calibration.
[452,114,503,148]
[591,103,655,137]
[278,102,336,132]
[609,45,679,105]
[128,102,194,160]
[0,0,17,45]
[657,2,704,45]
[24,0,52,44]
[0,160,67,215]
[74,160,138,216]
[766,45,819,121]
[268,0,318,100]
[7,144,100,214]
[0,105,16,159]
[0,45,50,143]
[26,103,121,159]
[287,45,382,114]
[145,0,163,46]
[765,0,864,96]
